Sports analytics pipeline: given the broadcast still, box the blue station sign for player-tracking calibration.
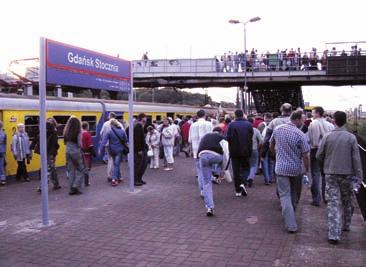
[46,39,131,92]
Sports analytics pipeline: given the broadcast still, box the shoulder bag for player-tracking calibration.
[111,127,129,155]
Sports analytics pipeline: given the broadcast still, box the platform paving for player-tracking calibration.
[0,157,365,267]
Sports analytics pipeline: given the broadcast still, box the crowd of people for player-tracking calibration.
[177,104,362,245]
[0,104,363,245]
[215,45,364,73]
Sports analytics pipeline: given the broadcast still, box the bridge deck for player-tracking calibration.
[133,70,366,88]
[1,157,365,266]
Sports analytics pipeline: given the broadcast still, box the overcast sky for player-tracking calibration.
[1,0,365,110]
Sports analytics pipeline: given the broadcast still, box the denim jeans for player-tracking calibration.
[199,152,223,209]
[112,152,122,180]
[277,175,298,231]
[66,149,86,190]
[211,163,222,177]
[262,151,274,183]
[107,150,114,179]
[248,149,259,180]
[0,153,5,181]
[195,158,203,193]
[310,148,322,204]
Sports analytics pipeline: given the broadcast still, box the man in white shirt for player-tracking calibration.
[188,110,213,195]
[308,106,335,206]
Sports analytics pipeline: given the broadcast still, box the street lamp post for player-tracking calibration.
[229,16,261,114]
[359,104,363,119]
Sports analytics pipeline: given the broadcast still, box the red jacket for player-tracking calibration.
[253,118,264,129]
[81,130,93,152]
[181,121,191,142]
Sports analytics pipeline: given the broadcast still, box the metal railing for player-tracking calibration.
[132,49,366,75]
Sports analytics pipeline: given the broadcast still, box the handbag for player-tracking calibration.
[147,147,154,157]
[223,170,232,183]
[111,127,129,155]
[221,158,232,183]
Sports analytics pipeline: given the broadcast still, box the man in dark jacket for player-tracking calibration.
[226,109,253,196]
[128,113,148,186]
[34,120,61,192]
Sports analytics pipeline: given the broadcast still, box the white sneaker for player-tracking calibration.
[235,192,242,197]
[240,184,248,196]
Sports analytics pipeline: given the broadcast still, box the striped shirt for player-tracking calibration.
[270,122,310,176]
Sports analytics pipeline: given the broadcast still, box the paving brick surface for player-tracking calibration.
[0,157,365,266]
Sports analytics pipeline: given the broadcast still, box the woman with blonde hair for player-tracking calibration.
[63,117,86,195]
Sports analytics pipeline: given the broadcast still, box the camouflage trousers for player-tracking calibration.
[325,174,354,240]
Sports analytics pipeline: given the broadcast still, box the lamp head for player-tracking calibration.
[229,19,240,24]
[249,16,261,22]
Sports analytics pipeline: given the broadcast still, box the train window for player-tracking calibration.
[81,115,97,137]
[24,115,39,141]
[53,115,71,137]
[146,115,152,125]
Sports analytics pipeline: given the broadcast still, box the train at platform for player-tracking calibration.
[0,94,220,176]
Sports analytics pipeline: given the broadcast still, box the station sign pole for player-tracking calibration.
[39,37,49,226]
[128,68,134,192]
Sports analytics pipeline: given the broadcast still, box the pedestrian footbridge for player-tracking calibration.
[133,56,366,112]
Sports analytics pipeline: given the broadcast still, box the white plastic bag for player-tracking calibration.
[147,149,154,157]
[222,170,232,183]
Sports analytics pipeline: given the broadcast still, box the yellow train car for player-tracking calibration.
[0,94,218,176]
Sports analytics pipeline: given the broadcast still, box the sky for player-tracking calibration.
[1,0,365,110]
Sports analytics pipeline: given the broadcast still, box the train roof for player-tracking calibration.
[0,94,216,113]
